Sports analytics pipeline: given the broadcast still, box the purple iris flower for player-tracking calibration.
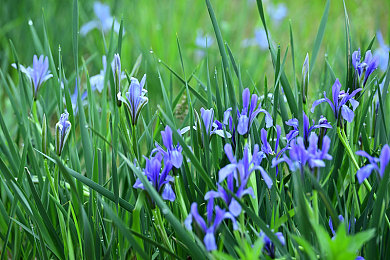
[12,55,53,100]
[55,111,71,156]
[355,144,390,184]
[272,132,332,173]
[204,143,264,217]
[133,153,175,202]
[117,74,148,126]
[153,125,183,169]
[199,108,231,138]
[80,1,120,36]
[260,125,282,156]
[311,78,361,123]
[219,143,272,190]
[374,31,389,72]
[224,88,273,138]
[68,80,88,115]
[329,215,349,237]
[352,48,378,86]
[286,112,332,145]
[259,230,285,258]
[184,197,237,251]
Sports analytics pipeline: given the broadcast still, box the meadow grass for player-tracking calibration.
[0,0,389,259]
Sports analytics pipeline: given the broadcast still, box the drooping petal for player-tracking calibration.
[204,232,217,251]
[162,183,176,202]
[224,143,236,163]
[190,203,207,232]
[261,128,273,154]
[229,199,242,217]
[379,144,390,178]
[349,98,359,111]
[356,164,376,184]
[341,105,355,122]
[218,164,237,183]
[237,115,249,135]
[170,149,183,168]
[133,178,144,189]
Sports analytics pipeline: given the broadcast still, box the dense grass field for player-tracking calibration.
[0,0,390,259]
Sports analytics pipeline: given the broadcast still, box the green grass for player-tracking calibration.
[0,0,390,259]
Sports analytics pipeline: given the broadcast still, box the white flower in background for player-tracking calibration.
[267,3,288,23]
[242,28,269,50]
[374,30,389,72]
[80,2,120,35]
[195,29,214,60]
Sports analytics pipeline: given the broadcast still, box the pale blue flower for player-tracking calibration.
[80,1,120,35]
[12,55,53,100]
[117,74,148,126]
[55,111,71,155]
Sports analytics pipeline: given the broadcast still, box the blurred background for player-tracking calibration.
[1,0,389,108]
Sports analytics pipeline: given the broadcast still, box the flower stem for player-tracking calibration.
[132,125,138,159]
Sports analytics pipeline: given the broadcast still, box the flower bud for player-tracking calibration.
[55,111,71,155]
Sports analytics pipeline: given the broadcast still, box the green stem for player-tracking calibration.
[153,207,174,253]
[337,127,359,170]
[132,125,138,160]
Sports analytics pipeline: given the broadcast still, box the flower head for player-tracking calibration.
[80,1,120,35]
[374,30,389,72]
[198,108,230,139]
[219,143,272,190]
[12,55,53,100]
[117,74,148,126]
[224,88,273,138]
[267,3,288,23]
[286,112,332,145]
[205,143,265,217]
[259,230,285,258]
[153,125,183,169]
[55,111,71,155]
[185,197,237,251]
[355,144,390,183]
[352,48,378,86]
[195,30,214,60]
[311,78,361,123]
[272,132,332,173]
[133,154,175,201]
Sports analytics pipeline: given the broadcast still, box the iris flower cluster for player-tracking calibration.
[133,125,184,202]
[205,143,271,218]
[272,132,332,174]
